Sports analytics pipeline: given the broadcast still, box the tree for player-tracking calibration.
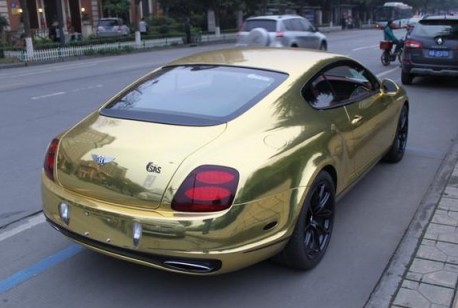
[0,15,8,57]
[239,0,267,16]
[102,0,130,17]
[163,0,243,30]
[193,0,243,29]
[0,15,8,34]
[163,0,203,17]
[18,0,31,38]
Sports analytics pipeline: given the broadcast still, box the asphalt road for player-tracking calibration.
[1,29,458,308]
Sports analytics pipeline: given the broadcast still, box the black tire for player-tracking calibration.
[401,70,413,85]
[397,49,403,64]
[273,171,335,270]
[383,105,408,163]
[381,51,391,66]
[320,42,327,51]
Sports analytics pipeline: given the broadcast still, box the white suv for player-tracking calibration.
[96,18,130,37]
[237,15,327,50]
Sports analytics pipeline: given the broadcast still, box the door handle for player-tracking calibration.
[352,115,363,125]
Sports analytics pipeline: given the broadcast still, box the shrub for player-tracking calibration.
[83,45,133,56]
[148,16,176,27]
[158,25,170,34]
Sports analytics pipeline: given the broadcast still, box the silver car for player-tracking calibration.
[96,18,130,37]
[237,15,327,50]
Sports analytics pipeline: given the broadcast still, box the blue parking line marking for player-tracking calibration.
[0,244,83,294]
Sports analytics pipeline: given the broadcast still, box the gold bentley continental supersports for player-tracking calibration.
[42,47,409,275]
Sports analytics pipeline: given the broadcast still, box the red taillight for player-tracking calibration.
[196,170,235,184]
[44,138,59,181]
[172,165,239,212]
[405,39,422,49]
[276,31,284,38]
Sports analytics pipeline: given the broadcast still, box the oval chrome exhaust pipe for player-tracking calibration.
[163,260,215,273]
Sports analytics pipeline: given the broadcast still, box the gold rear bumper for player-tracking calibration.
[42,174,294,275]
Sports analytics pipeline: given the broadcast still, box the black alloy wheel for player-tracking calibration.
[383,104,408,163]
[401,70,413,85]
[273,171,335,270]
[304,180,333,260]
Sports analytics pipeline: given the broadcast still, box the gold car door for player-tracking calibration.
[343,93,390,176]
[323,62,395,177]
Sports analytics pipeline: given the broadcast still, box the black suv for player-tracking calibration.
[401,15,458,85]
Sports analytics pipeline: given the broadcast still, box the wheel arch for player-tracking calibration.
[322,165,337,190]
[296,162,338,210]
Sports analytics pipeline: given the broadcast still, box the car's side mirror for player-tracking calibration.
[382,79,399,94]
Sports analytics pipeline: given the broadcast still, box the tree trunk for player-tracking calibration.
[18,0,33,58]
[18,0,31,37]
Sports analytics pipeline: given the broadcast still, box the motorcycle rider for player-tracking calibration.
[383,20,404,55]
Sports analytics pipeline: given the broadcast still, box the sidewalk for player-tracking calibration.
[390,159,458,307]
[365,138,458,308]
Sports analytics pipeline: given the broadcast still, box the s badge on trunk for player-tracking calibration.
[146,162,162,173]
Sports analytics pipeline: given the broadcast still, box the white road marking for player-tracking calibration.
[31,84,103,100]
[31,92,66,100]
[352,44,378,51]
[70,84,103,92]
[377,67,400,78]
[0,214,45,242]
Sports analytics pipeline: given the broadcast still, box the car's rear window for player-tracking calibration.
[98,19,120,27]
[101,65,288,126]
[242,20,277,32]
[414,20,458,38]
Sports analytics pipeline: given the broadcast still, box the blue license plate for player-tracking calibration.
[428,50,449,58]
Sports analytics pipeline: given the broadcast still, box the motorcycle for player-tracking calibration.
[379,40,404,66]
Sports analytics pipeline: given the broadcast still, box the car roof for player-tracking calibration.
[246,15,304,21]
[166,47,347,78]
[421,14,458,21]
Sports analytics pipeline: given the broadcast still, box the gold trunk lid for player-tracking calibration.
[55,114,226,209]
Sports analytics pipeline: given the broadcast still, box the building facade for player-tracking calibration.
[0,0,160,37]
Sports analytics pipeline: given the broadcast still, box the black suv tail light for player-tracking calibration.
[172,165,239,212]
[405,39,423,49]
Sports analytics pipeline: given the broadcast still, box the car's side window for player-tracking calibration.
[300,19,313,32]
[283,20,294,31]
[302,76,337,109]
[324,64,378,102]
[291,19,306,31]
[303,61,380,109]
